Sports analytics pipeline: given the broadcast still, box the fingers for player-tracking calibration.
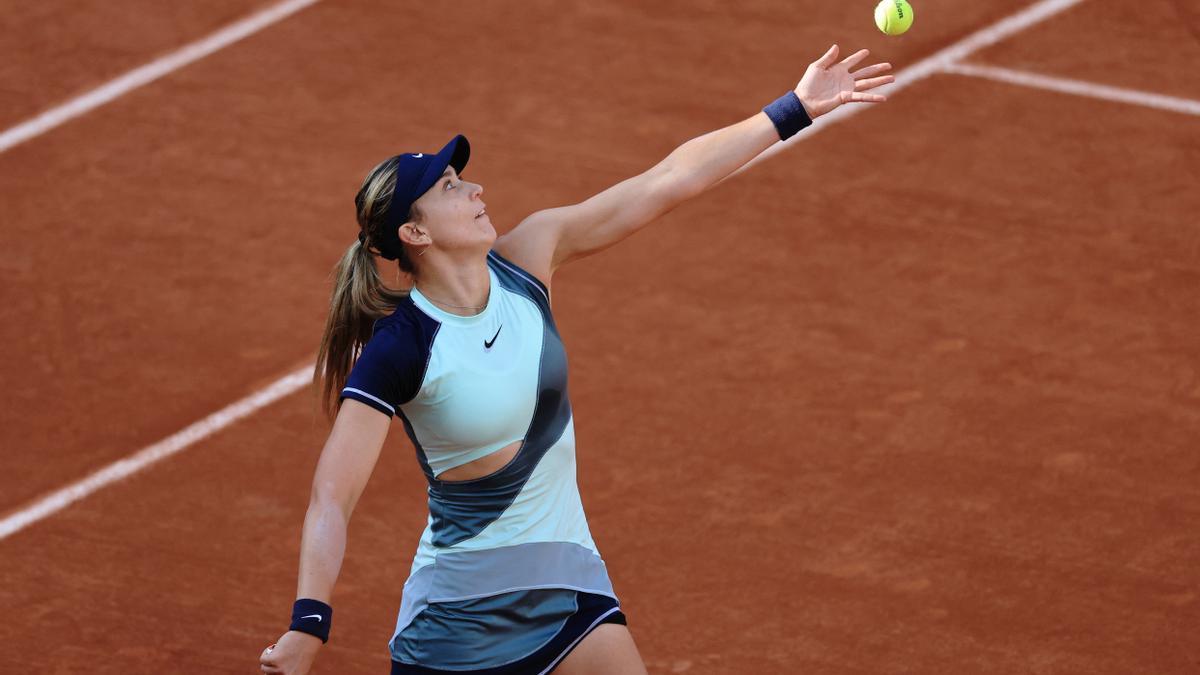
[850,62,893,80]
[854,75,895,91]
[841,91,888,104]
[260,644,279,673]
[839,48,871,70]
[815,44,840,68]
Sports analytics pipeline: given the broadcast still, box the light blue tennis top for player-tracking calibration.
[340,250,615,663]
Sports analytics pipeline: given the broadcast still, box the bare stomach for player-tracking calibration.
[435,439,522,482]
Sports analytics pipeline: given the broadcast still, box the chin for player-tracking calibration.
[479,217,498,240]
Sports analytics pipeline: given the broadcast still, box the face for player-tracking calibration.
[401,167,493,253]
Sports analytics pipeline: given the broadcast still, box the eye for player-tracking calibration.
[444,178,456,190]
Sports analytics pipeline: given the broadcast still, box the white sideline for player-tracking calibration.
[943,62,1200,117]
[735,0,1090,174]
[0,366,313,541]
[0,0,1098,540]
[0,0,321,154]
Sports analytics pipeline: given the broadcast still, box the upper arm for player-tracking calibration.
[315,315,434,514]
[495,112,778,284]
[494,163,684,286]
[311,399,391,515]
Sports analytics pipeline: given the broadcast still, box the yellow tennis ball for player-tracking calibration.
[875,0,915,36]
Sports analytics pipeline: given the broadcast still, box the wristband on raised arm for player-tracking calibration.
[762,91,813,141]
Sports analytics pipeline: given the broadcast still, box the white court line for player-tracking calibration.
[735,0,1090,174]
[0,0,321,155]
[943,62,1200,117]
[0,0,1091,540]
[0,366,313,541]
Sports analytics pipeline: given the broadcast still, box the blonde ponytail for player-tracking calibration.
[314,156,418,420]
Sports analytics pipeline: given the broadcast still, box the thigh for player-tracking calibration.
[555,623,647,675]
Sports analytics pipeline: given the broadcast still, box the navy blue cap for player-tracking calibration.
[375,134,471,260]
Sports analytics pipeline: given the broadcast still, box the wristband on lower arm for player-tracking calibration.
[289,598,333,643]
[762,91,813,140]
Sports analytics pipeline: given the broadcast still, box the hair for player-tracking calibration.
[313,157,421,420]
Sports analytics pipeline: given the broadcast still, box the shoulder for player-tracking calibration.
[360,300,442,373]
[343,299,441,414]
[370,299,439,347]
[493,225,556,292]
[487,247,552,307]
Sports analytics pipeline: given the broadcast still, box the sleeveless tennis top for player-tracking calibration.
[339,250,615,658]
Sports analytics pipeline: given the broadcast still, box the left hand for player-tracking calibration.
[794,44,894,119]
[259,631,322,674]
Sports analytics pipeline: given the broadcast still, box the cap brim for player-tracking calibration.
[442,134,470,175]
[416,134,471,197]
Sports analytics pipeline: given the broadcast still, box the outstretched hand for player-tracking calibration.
[795,45,894,119]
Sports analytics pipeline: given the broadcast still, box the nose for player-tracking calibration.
[469,182,483,199]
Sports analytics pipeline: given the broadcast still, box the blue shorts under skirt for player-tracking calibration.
[390,590,625,674]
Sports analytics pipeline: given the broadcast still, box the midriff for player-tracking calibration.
[436,439,522,482]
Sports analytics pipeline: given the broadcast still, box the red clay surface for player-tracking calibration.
[1,1,1198,673]
[0,0,276,128]
[971,0,1200,99]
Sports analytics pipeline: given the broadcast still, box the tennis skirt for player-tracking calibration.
[390,589,625,674]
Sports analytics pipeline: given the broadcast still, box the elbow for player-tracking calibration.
[653,162,706,205]
[309,482,353,525]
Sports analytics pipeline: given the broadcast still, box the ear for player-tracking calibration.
[398,221,429,247]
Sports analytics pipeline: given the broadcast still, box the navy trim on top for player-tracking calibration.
[339,297,441,418]
[487,250,549,303]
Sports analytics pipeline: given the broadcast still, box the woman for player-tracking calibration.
[260,44,892,675]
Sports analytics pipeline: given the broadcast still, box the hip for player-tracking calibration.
[390,590,625,674]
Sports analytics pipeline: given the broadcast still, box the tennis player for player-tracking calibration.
[260,44,892,675]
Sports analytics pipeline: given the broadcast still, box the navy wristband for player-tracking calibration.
[289,598,333,644]
[762,91,813,141]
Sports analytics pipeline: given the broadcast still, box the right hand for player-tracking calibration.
[793,44,893,119]
[259,630,322,674]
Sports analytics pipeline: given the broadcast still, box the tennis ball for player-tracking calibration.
[875,0,915,36]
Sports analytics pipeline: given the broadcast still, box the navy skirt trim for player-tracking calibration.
[390,592,626,675]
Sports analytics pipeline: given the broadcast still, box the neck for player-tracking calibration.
[413,253,490,317]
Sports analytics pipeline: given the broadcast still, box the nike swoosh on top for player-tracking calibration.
[300,614,323,622]
[485,325,502,349]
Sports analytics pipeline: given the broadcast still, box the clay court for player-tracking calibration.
[2,0,1198,672]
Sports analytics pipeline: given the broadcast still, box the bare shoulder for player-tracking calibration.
[492,209,565,292]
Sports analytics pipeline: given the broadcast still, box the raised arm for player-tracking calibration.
[493,44,893,285]
[260,400,390,675]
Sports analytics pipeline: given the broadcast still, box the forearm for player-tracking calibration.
[657,44,893,199]
[509,45,890,271]
[295,499,349,602]
[535,106,798,267]
[657,111,782,199]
